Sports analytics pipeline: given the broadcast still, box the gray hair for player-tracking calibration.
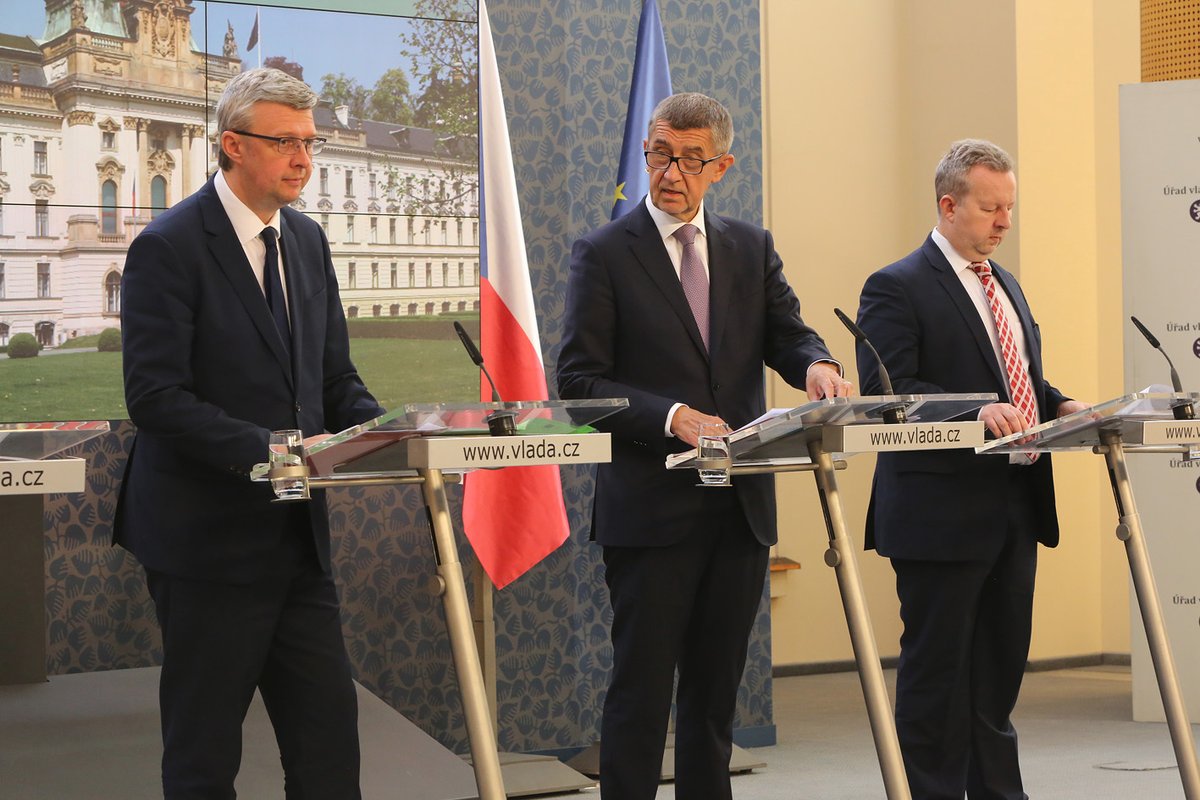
[647,92,734,155]
[934,139,1014,205]
[216,68,317,170]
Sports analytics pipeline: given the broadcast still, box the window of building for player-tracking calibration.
[35,201,49,237]
[35,321,54,347]
[458,301,467,312]
[347,306,358,318]
[425,263,431,286]
[407,218,414,244]
[389,217,396,245]
[37,262,50,298]
[346,215,355,243]
[458,262,465,286]
[104,271,121,314]
[372,304,381,317]
[407,263,415,287]
[348,262,356,289]
[441,301,450,314]
[345,171,354,197]
[0,262,5,299]
[34,141,48,174]
[369,172,377,198]
[472,221,479,245]
[0,322,8,348]
[408,303,417,316]
[472,262,479,286]
[441,220,448,244]
[151,175,167,217]
[0,138,4,171]
[389,303,399,316]
[370,217,377,244]
[371,262,379,288]
[102,130,116,150]
[321,214,329,235]
[456,219,463,245]
[441,262,448,286]
[101,180,118,234]
[319,167,329,195]
[423,219,430,245]
[0,198,5,236]
[425,301,434,315]
[390,262,397,288]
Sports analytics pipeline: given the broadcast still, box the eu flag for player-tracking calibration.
[611,0,672,220]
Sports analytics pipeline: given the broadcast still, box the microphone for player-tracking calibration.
[834,308,906,424]
[1130,316,1194,420]
[452,321,517,435]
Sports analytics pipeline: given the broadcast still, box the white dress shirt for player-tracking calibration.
[214,169,290,321]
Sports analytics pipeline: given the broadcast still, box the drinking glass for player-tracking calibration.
[696,423,732,487]
[268,429,309,501]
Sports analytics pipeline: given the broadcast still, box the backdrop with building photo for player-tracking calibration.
[0,0,480,422]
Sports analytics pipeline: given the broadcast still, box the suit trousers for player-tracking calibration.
[146,511,361,800]
[599,503,769,800]
[890,474,1039,800]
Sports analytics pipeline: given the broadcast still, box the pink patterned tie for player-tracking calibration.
[970,261,1039,461]
[673,223,709,350]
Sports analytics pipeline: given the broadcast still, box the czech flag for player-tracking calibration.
[462,0,569,590]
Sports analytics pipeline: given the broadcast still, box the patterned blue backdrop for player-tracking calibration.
[38,0,771,757]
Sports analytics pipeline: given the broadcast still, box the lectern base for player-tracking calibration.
[566,734,767,780]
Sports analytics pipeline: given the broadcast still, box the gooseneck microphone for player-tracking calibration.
[834,308,906,424]
[452,321,518,435]
[1130,316,1194,420]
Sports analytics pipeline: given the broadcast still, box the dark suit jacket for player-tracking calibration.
[114,177,382,583]
[557,200,832,547]
[855,234,1068,562]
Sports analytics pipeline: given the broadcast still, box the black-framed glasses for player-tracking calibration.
[644,150,725,175]
[232,130,327,156]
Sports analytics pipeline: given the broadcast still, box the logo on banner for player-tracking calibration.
[1191,199,1200,222]
[1196,475,1200,495]
[1194,338,1200,359]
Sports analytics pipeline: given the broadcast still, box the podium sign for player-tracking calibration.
[669,393,994,800]
[254,399,625,800]
[979,392,1200,800]
[0,421,110,685]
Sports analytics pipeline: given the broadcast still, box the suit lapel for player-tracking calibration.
[921,237,1008,391]
[279,214,305,391]
[625,204,709,360]
[705,211,734,362]
[198,180,295,390]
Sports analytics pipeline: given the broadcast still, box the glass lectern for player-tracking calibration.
[254,399,625,800]
[669,393,995,800]
[979,391,1200,800]
[0,421,110,685]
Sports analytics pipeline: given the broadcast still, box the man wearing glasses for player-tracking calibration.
[116,67,382,798]
[558,92,851,799]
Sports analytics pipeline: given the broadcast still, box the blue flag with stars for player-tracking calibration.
[612,0,672,220]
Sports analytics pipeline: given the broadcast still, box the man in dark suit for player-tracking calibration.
[855,140,1089,800]
[557,92,852,800]
[115,68,383,799]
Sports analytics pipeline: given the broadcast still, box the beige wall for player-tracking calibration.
[761,0,1139,668]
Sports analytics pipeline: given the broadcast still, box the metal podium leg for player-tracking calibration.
[1099,430,1200,799]
[806,440,911,800]
[419,467,507,800]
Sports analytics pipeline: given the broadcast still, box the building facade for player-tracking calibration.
[0,0,479,349]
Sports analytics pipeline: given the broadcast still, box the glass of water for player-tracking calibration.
[268,429,309,501]
[696,423,732,487]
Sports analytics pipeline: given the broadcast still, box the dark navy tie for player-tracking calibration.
[260,227,290,355]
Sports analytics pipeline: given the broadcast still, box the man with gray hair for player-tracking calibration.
[854,139,1087,799]
[558,92,851,799]
[116,67,383,798]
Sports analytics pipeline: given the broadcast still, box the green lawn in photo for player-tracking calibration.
[0,338,479,424]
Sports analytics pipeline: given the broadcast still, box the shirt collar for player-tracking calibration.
[215,169,281,246]
[931,226,983,277]
[645,194,707,241]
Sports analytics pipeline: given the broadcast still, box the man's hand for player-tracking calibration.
[1056,400,1091,418]
[979,402,1034,441]
[806,362,855,400]
[670,406,729,447]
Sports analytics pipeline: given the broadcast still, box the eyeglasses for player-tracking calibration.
[231,130,327,156]
[644,150,726,175]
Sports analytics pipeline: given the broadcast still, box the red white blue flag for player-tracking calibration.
[462,0,569,590]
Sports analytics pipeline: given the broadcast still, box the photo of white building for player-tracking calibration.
[0,0,480,350]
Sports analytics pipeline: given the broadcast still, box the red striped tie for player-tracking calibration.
[970,261,1039,461]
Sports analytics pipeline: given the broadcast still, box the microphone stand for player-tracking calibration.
[834,308,906,424]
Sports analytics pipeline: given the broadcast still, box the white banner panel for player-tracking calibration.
[1120,80,1200,722]
[0,458,86,495]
